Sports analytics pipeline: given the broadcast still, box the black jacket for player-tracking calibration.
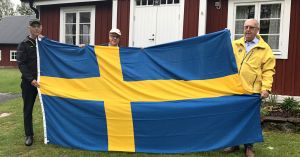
[17,36,37,82]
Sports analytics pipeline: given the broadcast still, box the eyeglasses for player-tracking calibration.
[244,26,257,30]
[110,35,120,39]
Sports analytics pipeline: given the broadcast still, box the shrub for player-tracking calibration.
[280,97,300,113]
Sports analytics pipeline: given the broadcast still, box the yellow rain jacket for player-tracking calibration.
[232,35,276,94]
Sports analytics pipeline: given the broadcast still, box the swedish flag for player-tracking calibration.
[37,30,263,153]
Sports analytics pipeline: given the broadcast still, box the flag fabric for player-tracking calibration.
[37,29,263,153]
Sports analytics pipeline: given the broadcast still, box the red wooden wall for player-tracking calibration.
[183,0,200,38]
[205,0,300,96]
[0,44,18,67]
[117,0,131,47]
[206,0,228,33]
[39,1,112,44]
[40,5,60,41]
[272,0,300,96]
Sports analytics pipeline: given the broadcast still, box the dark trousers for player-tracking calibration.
[21,80,38,136]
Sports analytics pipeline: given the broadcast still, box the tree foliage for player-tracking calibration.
[0,0,15,19]
[16,2,34,15]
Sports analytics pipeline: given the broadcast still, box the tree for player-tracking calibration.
[0,0,15,19]
[16,2,34,15]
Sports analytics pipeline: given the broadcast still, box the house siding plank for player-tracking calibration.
[206,0,228,33]
[117,0,131,47]
[95,1,113,45]
[40,5,60,41]
[0,44,18,67]
[273,0,300,96]
[183,0,200,38]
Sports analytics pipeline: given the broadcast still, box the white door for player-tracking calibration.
[133,0,182,47]
[133,6,157,47]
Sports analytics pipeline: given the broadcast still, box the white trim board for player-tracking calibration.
[34,0,105,6]
[227,0,291,59]
[268,95,300,103]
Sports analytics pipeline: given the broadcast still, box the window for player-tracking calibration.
[136,0,179,6]
[228,0,291,59]
[0,50,2,61]
[60,6,95,45]
[10,50,17,61]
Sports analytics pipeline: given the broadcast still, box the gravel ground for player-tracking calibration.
[0,93,21,104]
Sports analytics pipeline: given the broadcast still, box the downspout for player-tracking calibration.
[28,0,39,19]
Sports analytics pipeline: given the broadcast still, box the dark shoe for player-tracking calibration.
[223,146,240,153]
[25,136,33,146]
[245,147,255,157]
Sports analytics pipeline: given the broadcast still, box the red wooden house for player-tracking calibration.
[20,0,300,97]
[0,16,34,68]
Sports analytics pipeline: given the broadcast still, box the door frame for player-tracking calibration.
[128,0,185,47]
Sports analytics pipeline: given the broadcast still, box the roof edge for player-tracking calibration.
[21,0,106,6]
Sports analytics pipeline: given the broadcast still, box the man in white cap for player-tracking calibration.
[79,28,121,47]
[107,28,121,47]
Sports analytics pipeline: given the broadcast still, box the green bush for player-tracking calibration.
[280,97,300,113]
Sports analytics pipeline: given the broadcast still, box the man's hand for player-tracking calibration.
[261,90,270,99]
[31,80,40,88]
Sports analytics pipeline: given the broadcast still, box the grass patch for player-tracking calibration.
[1,98,300,157]
[0,68,21,93]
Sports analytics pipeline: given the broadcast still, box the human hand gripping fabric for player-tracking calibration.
[260,90,270,99]
[31,80,40,88]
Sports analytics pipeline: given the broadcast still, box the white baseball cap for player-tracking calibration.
[109,28,121,36]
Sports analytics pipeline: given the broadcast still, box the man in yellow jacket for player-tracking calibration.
[224,19,276,157]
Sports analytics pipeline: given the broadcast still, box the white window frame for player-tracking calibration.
[0,50,2,61]
[60,6,96,45]
[227,0,291,59]
[10,50,17,61]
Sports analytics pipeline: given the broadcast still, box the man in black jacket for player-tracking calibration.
[17,19,42,146]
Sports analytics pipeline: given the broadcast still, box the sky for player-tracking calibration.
[11,0,21,9]
[11,0,21,5]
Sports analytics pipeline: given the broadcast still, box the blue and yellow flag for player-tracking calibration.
[37,30,263,153]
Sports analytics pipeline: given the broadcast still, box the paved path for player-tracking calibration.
[0,93,21,104]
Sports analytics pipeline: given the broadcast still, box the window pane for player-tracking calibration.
[260,4,281,18]
[11,52,17,60]
[174,0,179,3]
[136,0,141,5]
[80,12,91,23]
[148,0,153,5]
[261,35,279,49]
[66,35,76,45]
[236,5,255,19]
[80,35,90,44]
[154,0,160,5]
[66,13,76,23]
[167,0,173,4]
[80,24,90,34]
[161,0,166,4]
[142,0,147,5]
[65,24,76,34]
[235,20,245,34]
[260,19,280,34]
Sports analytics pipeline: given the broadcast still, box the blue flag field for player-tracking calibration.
[37,29,263,153]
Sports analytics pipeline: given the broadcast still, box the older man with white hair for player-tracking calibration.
[224,19,276,157]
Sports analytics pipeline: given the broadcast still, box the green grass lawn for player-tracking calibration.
[1,69,300,156]
[0,97,300,157]
[0,68,21,93]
